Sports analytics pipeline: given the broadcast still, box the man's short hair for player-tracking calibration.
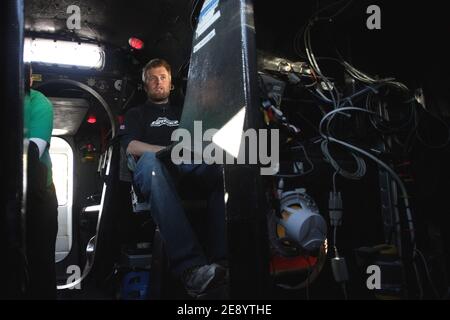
[141,58,172,83]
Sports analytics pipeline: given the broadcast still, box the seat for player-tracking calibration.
[122,151,211,299]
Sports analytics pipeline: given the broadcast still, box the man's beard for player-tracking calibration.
[148,90,170,102]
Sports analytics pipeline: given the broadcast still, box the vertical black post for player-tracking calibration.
[0,0,25,299]
[224,0,271,299]
[182,0,271,298]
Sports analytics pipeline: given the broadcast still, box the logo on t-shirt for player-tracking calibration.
[150,117,179,127]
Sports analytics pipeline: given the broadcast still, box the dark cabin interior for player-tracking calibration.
[1,0,450,301]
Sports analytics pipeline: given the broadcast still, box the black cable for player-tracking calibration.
[305,258,312,300]
[176,57,190,79]
[341,282,348,300]
[275,143,315,178]
[414,108,450,149]
[190,0,203,31]
[320,108,368,180]
[294,112,322,135]
[365,92,416,134]
[333,225,338,257]
[321,108,417,258]
[315,0,355,21]
[120,88,137,112]
[293,0,355,59]
[414,248,440,299]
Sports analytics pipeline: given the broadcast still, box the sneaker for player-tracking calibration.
[182,263,227,297]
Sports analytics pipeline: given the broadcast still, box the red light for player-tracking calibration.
[128,37,144,50]
[87,115,97,124]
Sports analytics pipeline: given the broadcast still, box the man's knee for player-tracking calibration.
[135,152,173,188]
[136,152,157,169]
[135,152,167,175]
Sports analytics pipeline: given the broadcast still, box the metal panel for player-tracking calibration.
[0,0,25,299]
[185,0,271,298]
[49,97,89,136]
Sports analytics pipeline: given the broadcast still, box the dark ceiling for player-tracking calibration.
[24,0,450,88]
[22,0,450,135]
[24,0,195,70]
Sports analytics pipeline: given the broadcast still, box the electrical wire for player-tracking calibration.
[341,99,424,297]
[189,0,202,31]
[321,140,366,180]
[333,225,338,257]
[289,2,438,298]
[304,22,336,104]
[294,111,322,135]
[413,260,424,299]
[414,248,440,299]
[365,92,416,134]
[340,59,410,94]
[275,144,315,178]
[341,282,349,300]
[304,23,340,109]
[320,108,367,180]
[293,0,355,58]
[325,0,355,20]
[319,107,417,260]
[275,243,328,291]
[390,180,403,265]
[414,107,450,149]
[332,170,338,193]
[313,0,355,21]
[120,87,137,111]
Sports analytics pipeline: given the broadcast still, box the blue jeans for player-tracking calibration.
[133,152,226,276]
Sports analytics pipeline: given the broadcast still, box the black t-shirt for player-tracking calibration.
[120,100,181,152]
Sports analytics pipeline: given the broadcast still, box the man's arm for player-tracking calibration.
[126,140,165,157]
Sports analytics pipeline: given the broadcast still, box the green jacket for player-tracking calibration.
[24,89,54,187]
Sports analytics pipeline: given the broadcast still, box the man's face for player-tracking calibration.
[145,66,171,103]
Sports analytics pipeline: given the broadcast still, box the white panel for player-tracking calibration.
[50,137,74,263]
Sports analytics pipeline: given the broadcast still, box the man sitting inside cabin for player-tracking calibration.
[24,62,58,299]
[120,58,227,297]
